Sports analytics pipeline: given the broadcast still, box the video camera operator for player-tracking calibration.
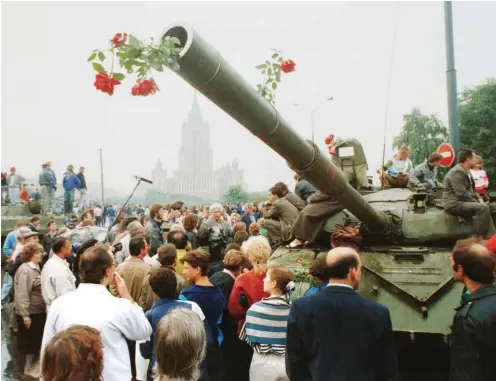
[198,203,233,256]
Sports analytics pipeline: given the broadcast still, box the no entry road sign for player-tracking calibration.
[438,143,455,167]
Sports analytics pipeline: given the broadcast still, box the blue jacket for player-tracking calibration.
[2,231,17,257]
[63,173,81,190]
[303,281,329,297]
[180,285,225,347]
[286,286,399,381]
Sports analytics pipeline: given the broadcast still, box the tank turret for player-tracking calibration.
[162,25,390,234]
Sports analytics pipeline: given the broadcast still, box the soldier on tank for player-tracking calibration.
[443,148,496,239]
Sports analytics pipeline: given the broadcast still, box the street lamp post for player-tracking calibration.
[294,96,334,142]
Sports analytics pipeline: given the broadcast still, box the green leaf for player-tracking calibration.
[265,60,271,66]
[275,71,281,82]
[128,35,140,48]
[127,47,140,59]
[170,37,181,46]
[267,68,272,75]
[151,61,163,71]
[272,82,277,90]
[278,57,284,63]
[98,51,105,61]
[92,63,105,73]
[261,70,266,75]
[87,52,97,62]
[272,53,279,59]
[112,73,125,81]
[256,64,267,70]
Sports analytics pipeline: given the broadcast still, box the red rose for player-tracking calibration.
[131,79,158,97]
[280,59,296,73]
[324,134,335,145]
[93,72,121,96]
[110,33,127,48]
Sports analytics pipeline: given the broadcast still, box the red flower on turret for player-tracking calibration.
[131,79,158,96]
[110,33,127,49]
[280,59,296,73]
[93,72,121,96]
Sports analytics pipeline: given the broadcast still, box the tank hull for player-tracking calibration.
[270,246,462,337]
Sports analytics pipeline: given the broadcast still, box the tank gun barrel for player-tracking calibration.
[162,25,389,232]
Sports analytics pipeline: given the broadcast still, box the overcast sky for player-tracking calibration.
[2,1,495,196]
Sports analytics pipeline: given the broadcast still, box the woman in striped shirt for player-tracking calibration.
[243,264,294,381]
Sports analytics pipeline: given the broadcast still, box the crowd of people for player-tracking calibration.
[2,193,496,381]
[1,144,496,381]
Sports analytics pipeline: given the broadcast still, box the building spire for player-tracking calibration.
[188,90,202,123]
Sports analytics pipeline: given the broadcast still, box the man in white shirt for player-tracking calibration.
[41,244,152,381]
[41,237,76,309]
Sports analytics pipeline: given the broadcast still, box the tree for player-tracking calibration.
[459,79,496,183]
[393,108,449,168]
[222,185,249,204]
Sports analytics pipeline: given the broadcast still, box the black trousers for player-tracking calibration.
[126,338,136,380]
[16,313,46,355]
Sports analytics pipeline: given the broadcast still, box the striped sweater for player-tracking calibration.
[242,296,291,355]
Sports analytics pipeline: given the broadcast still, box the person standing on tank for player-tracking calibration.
[77,166,88,211]
[39,163,55,214]
[62,165,81,214]
[443,148,496,238]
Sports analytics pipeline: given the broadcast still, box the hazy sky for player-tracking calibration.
[2,1,496,196]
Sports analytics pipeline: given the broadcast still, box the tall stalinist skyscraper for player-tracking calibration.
[151,92,244,200]
[174,92,216,197]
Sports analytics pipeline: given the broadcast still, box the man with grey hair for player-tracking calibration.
[115,221,145,264]
[286,247,399,381]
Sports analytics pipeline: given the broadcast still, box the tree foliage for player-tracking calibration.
[459,79,496,183]
[393,108,449,167]
[222,185,249,204]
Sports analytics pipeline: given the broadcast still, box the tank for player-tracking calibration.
[160,24,495,344]
[1,199,74,239]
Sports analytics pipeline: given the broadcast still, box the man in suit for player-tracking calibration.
[260,186,299,245]
[286,247,399,381]
[443,148,496,238]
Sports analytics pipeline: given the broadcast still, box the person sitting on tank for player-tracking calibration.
[294,174,317,205]
[257,186,299,246]
[274,182,305,212]
[380,145,413,188]
[443,148,496,239]
[470,155,489,201]
[303,253,330,297]
[409,152,443,191]
[287,190,345,248]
